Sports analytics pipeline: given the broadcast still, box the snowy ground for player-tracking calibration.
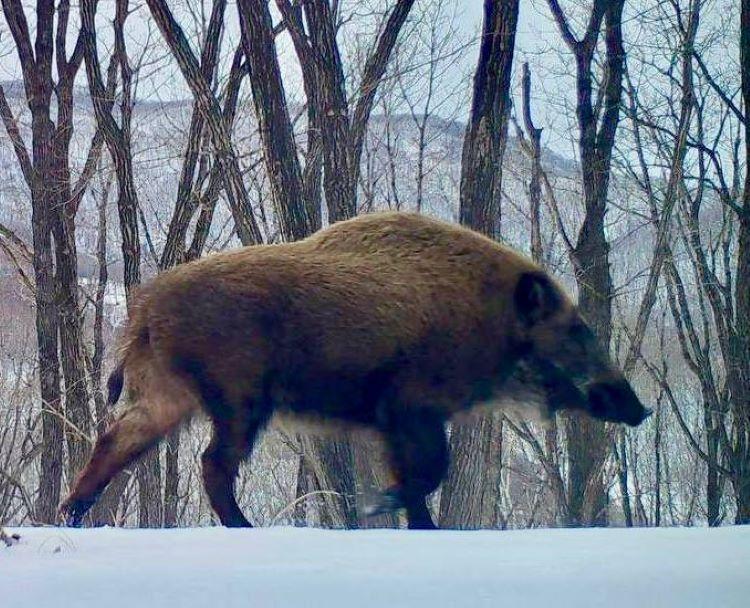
[3,526,749,607]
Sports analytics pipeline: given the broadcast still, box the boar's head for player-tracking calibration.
[512,271,651,427]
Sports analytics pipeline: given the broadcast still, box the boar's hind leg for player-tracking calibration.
[61,404,180,526]
[380,408,448,530]
[202,414,266,528]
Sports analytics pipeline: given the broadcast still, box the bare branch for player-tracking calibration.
[1,0,37,85]
[623,3,700,375]
[0,221,32,261]
[546,0,579,49]
[692,51,744,123]
[147,0,262,245]
[643,360,732,477]
[0,236,35,294]
[0,84,33,185]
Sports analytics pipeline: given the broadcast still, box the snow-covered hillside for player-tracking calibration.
[4,526,749,607]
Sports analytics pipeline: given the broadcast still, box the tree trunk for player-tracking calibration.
[1,0,100,523]
[293,455,310,526]
[547,0,625,526]
[298,436,358,528]
[654,399,662,526]
[31,176,63,524]
[458,0,519,239]
[28,99,64,524]
[615,433,633,527]
[304,0,356,222]
[440,414,503,528]
[53,211,92,480]
[732,211,750,524]
[731,0,750,525]
[237,0,311,239]
[521,63,543,265]
[51,65,94,476]
[47,47,95,509]
[439,0,519,529]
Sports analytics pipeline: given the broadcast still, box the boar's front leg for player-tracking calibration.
[372,407,449,530]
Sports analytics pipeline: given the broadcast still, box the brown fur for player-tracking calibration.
[61,212,649,529]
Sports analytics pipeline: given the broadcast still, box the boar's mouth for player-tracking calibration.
[510,358,652,426]
[587,381,652,426]
[504,357,586,417]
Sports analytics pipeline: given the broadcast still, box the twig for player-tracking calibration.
[271,490,345,526]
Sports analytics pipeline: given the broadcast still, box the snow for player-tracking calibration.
[3,526,749,607]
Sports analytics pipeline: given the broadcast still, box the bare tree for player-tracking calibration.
[391,0,469,213]
[80,0,167,526]
[439,0,520,529]
[237,0,311,239]
[614,0,750,524]
[274,0,416,222]
[0,0,107,522]
[546,0,626,525]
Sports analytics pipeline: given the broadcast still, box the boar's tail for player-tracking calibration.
[107,361,125,407]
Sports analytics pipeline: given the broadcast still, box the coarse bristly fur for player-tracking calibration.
[60,212,651,530]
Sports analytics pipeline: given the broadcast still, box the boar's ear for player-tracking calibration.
[514,271,562,327]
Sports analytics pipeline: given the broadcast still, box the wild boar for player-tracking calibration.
[61,212,650,529]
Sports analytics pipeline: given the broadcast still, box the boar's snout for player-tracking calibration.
[587,380,652,426]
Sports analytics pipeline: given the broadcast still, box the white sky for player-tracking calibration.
[0,1,563,114]
[0,0,739,162]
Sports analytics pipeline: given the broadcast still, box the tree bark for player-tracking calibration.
[440,414,503,528]
[458,0,519,239]
[521,62,543,265]
[274,0,323,230]
[304,0,356,222]
[52,3,94,498]
[654,396,662,526]
[732,0,750,524]
[615,433,633,527]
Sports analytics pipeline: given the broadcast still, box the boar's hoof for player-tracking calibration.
[59,496,97,528]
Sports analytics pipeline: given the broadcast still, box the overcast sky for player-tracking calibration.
[0,0,738,163]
